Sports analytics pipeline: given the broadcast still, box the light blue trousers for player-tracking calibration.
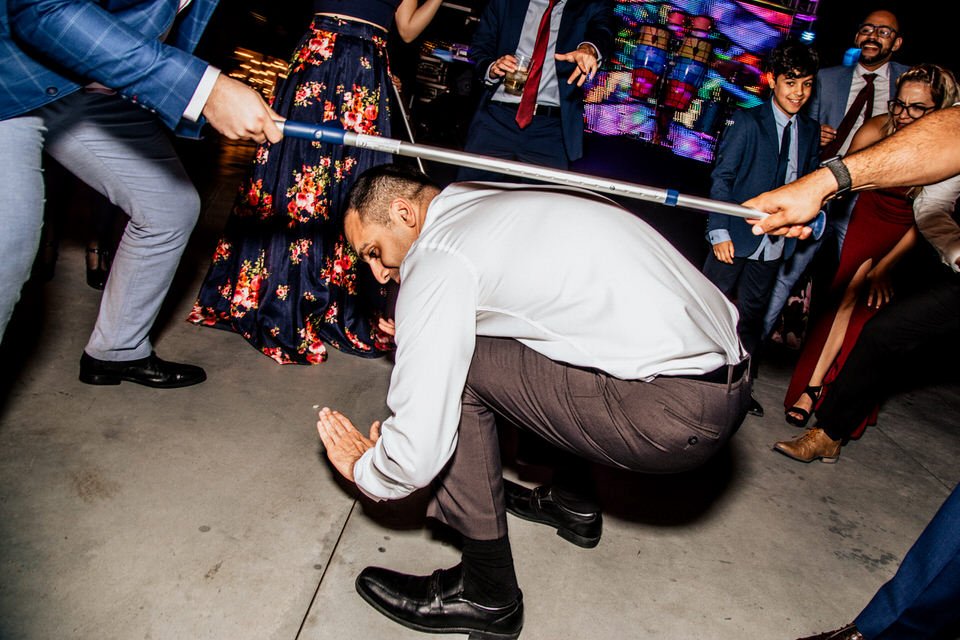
[0,91,200,360]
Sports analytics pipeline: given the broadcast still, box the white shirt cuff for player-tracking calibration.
[183,66,220,122]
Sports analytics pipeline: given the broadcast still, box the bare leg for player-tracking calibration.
[787,260,872,421]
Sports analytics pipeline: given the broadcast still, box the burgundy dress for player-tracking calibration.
[784,187,916,438]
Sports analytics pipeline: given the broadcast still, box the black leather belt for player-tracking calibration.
[669,359,749,384]
[491,101,561,118]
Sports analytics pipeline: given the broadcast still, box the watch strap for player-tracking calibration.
[821,155,852,195]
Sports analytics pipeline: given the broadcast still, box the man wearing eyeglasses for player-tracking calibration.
[762,9,909,342]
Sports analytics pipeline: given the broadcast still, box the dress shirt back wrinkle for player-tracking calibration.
[353,182,743,501]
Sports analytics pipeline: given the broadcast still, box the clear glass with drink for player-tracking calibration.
[503,53,530,96]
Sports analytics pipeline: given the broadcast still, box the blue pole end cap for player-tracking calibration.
[808,210,827,240]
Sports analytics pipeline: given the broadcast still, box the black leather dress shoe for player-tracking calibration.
[355,564,523,640]
[79,352,206,388]
[504,480,601,548]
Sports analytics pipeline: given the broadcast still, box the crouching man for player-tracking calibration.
[316,165,751,639]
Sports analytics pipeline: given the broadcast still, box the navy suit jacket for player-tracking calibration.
[808,61,910,130]
[707,103,820,258]
[0,0,217,134]
[468,0,614,162]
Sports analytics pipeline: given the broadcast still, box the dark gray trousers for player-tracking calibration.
[427,337,752,540]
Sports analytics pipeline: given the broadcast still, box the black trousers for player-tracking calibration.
[816,273,960,440]
[702,252,781,372]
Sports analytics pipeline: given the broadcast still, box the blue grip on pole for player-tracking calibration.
[664,189,679,206]
[282,121,345,144]
[809,210,827,240]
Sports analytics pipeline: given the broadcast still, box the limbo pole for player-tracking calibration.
[277,120,825,237]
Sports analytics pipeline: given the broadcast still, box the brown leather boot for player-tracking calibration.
[797,622,863,639]
[773,427,841,463]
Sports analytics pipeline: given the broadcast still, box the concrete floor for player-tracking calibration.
[1,137,958,640]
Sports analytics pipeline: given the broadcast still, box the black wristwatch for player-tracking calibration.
[820,155,852,197]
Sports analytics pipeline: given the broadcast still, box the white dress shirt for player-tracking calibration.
[914,174,960,271]
[353,183,744,501]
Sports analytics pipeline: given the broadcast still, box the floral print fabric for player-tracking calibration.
[189,15,395,364]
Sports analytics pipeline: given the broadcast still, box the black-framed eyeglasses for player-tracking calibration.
[888,99,935,119]
[858,23,897,38]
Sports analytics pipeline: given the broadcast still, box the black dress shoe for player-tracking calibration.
[747,396,764,417]
[355,564,523,640]
[85,247,111,290]
[504,480,601,548]
[79,352,206,388]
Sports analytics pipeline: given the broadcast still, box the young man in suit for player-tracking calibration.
[763,9,909,337]
[455,0,614,181]
[702,40,821,417]
[0,0,282,387]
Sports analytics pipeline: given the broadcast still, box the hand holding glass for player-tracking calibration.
[503,54,531,96]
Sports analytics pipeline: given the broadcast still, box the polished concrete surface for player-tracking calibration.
[1,137,958,640]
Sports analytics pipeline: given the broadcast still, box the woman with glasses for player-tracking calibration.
[781,63,959,434]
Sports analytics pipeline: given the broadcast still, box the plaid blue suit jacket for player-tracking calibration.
[0,0,217,133]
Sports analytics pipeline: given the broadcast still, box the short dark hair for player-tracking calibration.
[346,163,438,226]
[766,39,819,80]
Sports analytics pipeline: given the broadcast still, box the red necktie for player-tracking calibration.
[516,0,559,129]
[821,73,877,159]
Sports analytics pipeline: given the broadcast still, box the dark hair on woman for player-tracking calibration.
[765,39,819,80]
[346,163,438,226]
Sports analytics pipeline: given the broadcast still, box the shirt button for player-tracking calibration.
[688,436,698,446]
[45,86,58,96]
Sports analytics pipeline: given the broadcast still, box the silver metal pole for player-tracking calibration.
[277,120,825,235]
[389,80,426,175]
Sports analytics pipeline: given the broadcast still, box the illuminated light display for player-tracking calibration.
[584,0,818,163]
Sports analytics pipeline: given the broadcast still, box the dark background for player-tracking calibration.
[199,1,957,77]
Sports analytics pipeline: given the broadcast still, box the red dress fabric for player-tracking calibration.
[784,187,916,438]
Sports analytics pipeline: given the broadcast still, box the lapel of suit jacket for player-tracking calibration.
[758,102,780,162]
[797,116,815,173]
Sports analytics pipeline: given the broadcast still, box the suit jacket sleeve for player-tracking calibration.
[8,0,209,131]
[707,109,753,235]
[583,0,614,62]
[469,0,504,83]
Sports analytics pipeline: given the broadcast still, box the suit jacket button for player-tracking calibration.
[46,87,58,96]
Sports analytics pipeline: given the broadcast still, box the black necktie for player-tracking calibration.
[776,120,792,187]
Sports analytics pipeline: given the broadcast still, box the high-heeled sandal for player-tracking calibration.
[86,247,112,290]
[785,384,822,428]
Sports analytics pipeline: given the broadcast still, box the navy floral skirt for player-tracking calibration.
[189,15,396,364]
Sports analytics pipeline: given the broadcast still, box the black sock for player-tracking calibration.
[552,456,600,514]
[461,535,520,607]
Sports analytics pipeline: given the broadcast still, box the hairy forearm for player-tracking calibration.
[848,107,960,192]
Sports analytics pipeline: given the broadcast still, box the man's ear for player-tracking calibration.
[390,197,418,227]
